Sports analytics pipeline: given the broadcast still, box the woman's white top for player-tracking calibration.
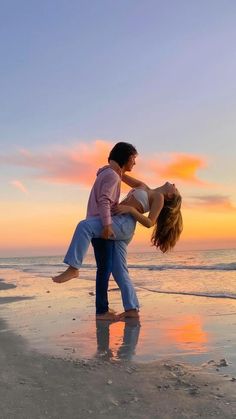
[126,188,150,213]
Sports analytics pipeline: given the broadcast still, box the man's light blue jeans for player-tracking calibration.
[64,214,139,311]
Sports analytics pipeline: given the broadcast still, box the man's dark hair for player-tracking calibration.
[108,142,137,167]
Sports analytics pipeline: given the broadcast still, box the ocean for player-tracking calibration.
[1,248,236,300]
[1,248,236,368]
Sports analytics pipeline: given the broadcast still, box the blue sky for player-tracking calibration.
[1,0,236,156]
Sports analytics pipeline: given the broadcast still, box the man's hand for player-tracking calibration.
[101,225,116,239]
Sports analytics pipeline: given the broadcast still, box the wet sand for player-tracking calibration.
[0,269,236,418]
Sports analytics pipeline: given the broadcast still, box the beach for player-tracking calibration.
[2,1,236,416]
[1,259,236,418]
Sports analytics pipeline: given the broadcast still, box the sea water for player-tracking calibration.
[1,248,236,300]
[1,249,236,369]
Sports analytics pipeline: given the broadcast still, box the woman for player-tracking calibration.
[115,173,183,253]
[52,174,183,285]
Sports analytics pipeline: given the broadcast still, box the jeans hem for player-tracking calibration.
[63,259,80,269]
[124,305,140,311]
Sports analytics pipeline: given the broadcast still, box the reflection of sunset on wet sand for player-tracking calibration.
[137,313,210,360]
[164,315,209,353]
[1,268,236,374]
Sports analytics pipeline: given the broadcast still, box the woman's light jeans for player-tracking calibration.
[64,214,139,311]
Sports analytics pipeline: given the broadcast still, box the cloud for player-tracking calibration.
[144,153,207,185]
[188,195,236,212]
[0,141,208,187]
[10,180,28,194]
[1,140,113,187]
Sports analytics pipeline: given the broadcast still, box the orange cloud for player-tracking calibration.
[188,195,236,212]
[145,153,207,185]
[0,141,208,187]
[10,180,28,194]
[1,140,113,187]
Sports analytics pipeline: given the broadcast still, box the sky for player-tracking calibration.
[1,0,236,257]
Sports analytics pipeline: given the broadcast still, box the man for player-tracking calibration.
[53,142,139,320]
[88,142,139,319]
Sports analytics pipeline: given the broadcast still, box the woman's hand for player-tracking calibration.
[113,204,133,215]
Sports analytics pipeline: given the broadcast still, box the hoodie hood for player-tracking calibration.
[96,165,122,178]
[96,165,110,176]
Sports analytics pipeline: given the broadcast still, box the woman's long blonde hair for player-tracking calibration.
[151,194,183,253]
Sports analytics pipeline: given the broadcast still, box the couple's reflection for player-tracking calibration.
[95,318,141,361]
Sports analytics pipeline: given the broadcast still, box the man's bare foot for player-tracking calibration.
[52,266,79,283]
[108,308,117,314]
[118,309,139,319]
[96,311,118,321]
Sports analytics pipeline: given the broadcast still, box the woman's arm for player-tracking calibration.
[122,173,149,189]
[114,194,164,228]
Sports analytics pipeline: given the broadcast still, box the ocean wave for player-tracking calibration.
[128,262,236,271]
[0,263,96,270]
[0,263,64,268]
[137,286,236,300]
[1,261,236,272]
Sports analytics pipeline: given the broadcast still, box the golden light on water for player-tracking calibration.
[164,315,209,353]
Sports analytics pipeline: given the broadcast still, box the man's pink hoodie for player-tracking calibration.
[86,165,121,226]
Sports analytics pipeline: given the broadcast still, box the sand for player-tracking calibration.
[0,269,236,418]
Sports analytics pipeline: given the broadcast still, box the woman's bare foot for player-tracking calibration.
[118,309,139,319]
[96,311,118,321]
[52,266,79,283]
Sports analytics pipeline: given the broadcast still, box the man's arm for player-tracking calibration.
[97,171,120,238]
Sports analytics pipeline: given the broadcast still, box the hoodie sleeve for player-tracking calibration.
[97,171,120,226]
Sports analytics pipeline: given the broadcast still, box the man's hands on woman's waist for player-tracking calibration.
[101,225,116,239]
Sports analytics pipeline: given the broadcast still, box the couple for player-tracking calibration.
[52,142,183,320]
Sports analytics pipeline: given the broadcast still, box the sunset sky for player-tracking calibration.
[1,1,236,257]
